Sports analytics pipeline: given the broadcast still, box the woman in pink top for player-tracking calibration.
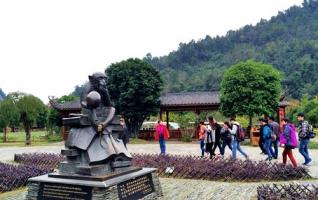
[155,120,170,155]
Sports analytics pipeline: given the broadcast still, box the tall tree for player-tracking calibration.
[106,58,163,137]
[7,92,47,145]
[72,83,88,97]
[220,60,282,127]
[0,97,19,142]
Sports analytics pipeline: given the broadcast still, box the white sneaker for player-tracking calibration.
[306,160,313,166]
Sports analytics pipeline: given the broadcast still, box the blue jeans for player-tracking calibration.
[159,138,166,155]
[264,138,273,159]
[232,140,248,160]
[299,138,311,163]
[200,139,205,156]
[221,140,232,155]
[272,139,279,158]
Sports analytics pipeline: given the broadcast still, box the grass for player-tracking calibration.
[0,131,63,147]
[308,141,318,149]
[241,138,318,149]
[129,138,149,144]
[0,131,147,146]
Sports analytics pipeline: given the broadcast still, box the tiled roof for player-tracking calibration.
[160,91,288,107]
[50,91,288,111]
[160,92,220,106]
[49,98,81,111]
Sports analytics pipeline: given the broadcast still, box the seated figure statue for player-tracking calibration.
[59,72,132,176]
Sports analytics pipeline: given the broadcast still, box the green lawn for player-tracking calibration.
[241,138,318,149]
[0,131,149,147]
[0,131,63,147]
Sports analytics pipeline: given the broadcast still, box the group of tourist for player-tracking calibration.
[257,113,314,167]
[154,113,314,168]
[198,116,249,160]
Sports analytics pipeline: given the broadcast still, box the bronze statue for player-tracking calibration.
[60,72,132,176]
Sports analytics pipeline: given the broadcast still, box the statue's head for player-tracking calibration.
[86,91,101,109]
[89,72,107,89]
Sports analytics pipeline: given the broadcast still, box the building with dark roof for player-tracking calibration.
[50,91,288,141]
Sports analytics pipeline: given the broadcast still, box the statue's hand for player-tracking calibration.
[97,124,103,132]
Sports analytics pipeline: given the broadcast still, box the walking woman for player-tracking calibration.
[198,121,207,157]
[220,121,232,158]
[209,116,222,156]
[280,118,298,168]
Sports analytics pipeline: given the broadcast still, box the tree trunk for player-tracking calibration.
[125,117,144,139]
[248,115,253,138]
[25,125,31,145]
[3,127,6,143]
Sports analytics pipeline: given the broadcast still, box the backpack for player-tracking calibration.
[289,124,298,147]
[221,129,232,141]
[270,126,277,141]
[263,125,272,139]
[236,125,245,142]
[308,124,316,139]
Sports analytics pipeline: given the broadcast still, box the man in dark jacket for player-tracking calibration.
[259,118,267,154]
[297,113,312,165]
[119,118,130,148]
[269,116,280,159]
[208,116,222,157]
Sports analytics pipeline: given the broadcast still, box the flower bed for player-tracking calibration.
[132,154,310,182]
[257,184,318,200]
[0,162,51,192]
[13,153,310,182]
[14,153,64,170]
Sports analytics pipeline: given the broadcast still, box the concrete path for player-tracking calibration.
[1,142,318,200]
[0,141,318,177]
[2,179,318,200]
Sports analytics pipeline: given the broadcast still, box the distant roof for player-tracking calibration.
[160,92,219,107]
[49,98,81,111]
[50,91,288,112]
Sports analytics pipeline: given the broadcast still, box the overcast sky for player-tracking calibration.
[0,0,303,103]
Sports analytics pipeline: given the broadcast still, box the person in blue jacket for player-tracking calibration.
[261,119,274,161]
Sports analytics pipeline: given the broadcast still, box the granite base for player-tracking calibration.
[26,168,163,200]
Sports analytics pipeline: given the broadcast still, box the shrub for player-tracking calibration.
[132,154,309,182]
[0,162,51,192]
[13,153,310,182]
[180,128,194,142]
[257,184,318,200]
[14,153,64,170]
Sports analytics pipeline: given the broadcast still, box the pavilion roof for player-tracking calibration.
[160,92,220,107]
[49,98,81,111]
[49,91,288,112]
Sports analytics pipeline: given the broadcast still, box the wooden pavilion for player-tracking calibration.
[50,92,288,141]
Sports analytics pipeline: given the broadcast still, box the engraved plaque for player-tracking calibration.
[117,173,155,200]
[37,182,92,200]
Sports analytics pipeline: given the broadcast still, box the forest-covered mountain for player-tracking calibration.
[144,0,318,99]
[0,88,5,101]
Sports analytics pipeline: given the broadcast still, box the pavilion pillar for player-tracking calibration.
[194,110,201,139]
[166,111,169,130]
[277,106,286,132]
[159,110,163,120]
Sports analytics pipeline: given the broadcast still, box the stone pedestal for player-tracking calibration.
[26,168,163,200]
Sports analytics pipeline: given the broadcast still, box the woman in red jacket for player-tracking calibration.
[155,120,170,155]
[198,121,207,157]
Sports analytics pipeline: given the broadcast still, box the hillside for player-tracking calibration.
[145,0,318,99]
